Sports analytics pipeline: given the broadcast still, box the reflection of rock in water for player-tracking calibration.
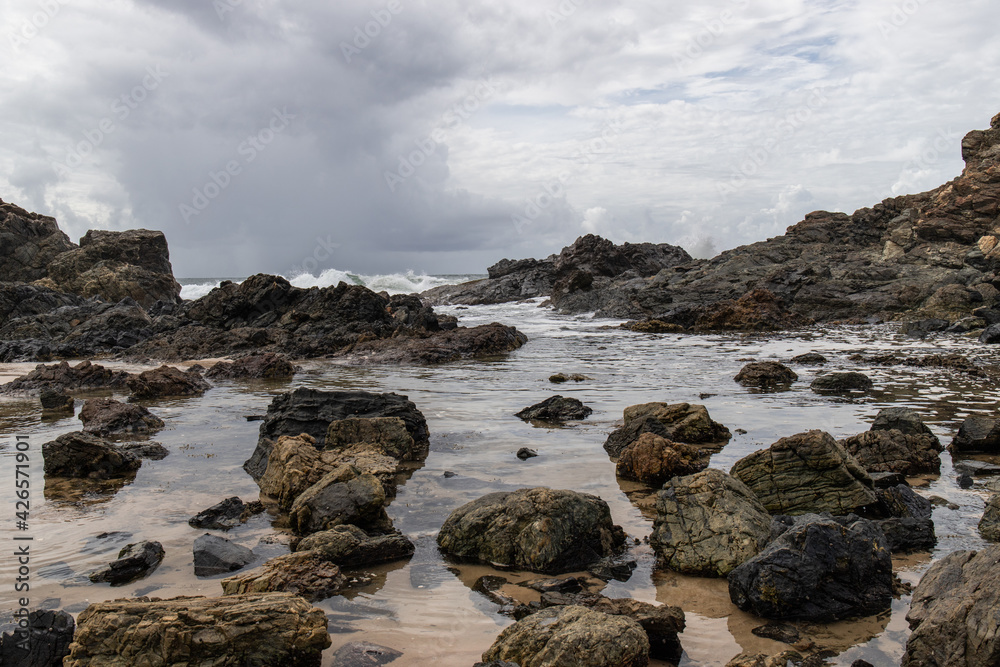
[44,475,135,504]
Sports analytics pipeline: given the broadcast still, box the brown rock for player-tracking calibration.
[126,364,210,399]
[616,433,708,486]
[221,552,345,601]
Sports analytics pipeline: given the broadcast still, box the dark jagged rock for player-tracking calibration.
[728,515,893,622]
[188,497,264,530]
[64,593,330,667]
[245,388,428,480]
[126,364,210,399]
[220,552,345,602]
[731,430,882,517]
[616,433,708,486]
[950,416,1000,454]
[810,372,874,394]
[1,360,130,395]
[517,447,538,460]
[88,540,164,585]
[193,534,256,576]
[515,395,592,422]
[41,228,182,307]
[0,199,75,282]
[205,352,296,380]
[876,485,936,552]
[39,388,73,412]
[340,322,528,364]
[42,432,141,479]
[78,398,164,436]
[294,525,415,567]
[480,605,649,667]
[651,469,771,576]
[692,289,812,332]
[904,546,1000,666]
[604,402,730,458]
[0,608,75,667]
[437,488,626,574]
[734,361,798,388]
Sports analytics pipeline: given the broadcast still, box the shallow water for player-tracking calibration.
[1,299,998,666]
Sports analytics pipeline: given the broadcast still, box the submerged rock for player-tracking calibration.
[64,593,330,667]
[42,432,141,479]
[220,552,345,602]
[206,352,295,379]
[437,488,626,574]
[126,364,210,399]
[810,372,874,394]
[88,540,164,586]
[78,398,164,436]
[731,430,881,517]
[651,469,771,577]
[604,402,730,457]
[904,546,1000,666]
[516,395,593,422]
[615,433,707,487]
[481,605,649,667]
[728,515,893,622]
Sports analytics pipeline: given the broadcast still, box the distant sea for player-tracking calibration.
[178,271,485,300]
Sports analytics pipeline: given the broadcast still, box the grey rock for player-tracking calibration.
[331,642,403,667]
[949,416,1000,454]
[192,534,256,576]
[88,541,164,586]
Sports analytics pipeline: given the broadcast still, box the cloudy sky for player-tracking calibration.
[2,0,998,278]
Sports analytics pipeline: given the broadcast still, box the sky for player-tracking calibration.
[1,0,998,278]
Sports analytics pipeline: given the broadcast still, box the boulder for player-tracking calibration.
[193,534,256,576]
[437,488,626,574]
[78,398,164,436]
[0,360,130,394]
[221,552,345,602]
[872,407,938,438]
[288,465,391,535]
[979,494,1000,541]
[42,431,141,479]
[88,540,164,585]
[245,388,429,480]
[206,352,296,380]
[650,469,771,577]
[875,485,936,552]
[840,429,943,475]
[728,515,893,622]
[731,430,882,517]
[810,372,874,393]
[64,593,330,667]
[39,388,73,412]
[42,228,182,307]
[533,593,684,663]
[604,402,730,457]
[294,525,415,567]
[615,433,708,486]
[516,395,593,422]
[733,361,798,388]
[949,416,1000,454]
[126,364,210,399]
[979,323,1000,343]
[0,609,75,667]
[481,605,649,667]
[189,497,264,530]
[904,546,1000,666]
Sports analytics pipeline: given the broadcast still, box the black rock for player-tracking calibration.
[192,534,256,576]
[41,432,141,479]
[516,448,538,460]
[902,319,950,337]
[188,497,262,530]
[0,609,75,667]
[980,323,1000,343]
[870,471,908,488]
[959,474,974,489]
[751,622,801,644]
[330,641,403,667]
[515,395,593,422]
[790,352,827,364]
[810,372,874,394]
[950,416,1000,454]
[119,441,169,460]
[734,361,798,388]
[39,389,73,412]
[88,541,165,586]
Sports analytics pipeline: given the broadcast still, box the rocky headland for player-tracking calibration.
[424,112,1000,334]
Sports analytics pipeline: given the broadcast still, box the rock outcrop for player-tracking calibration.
[650,469,771,576]
[950,416,1000,454]
[205,352,296,379]
[0,360,130,395]
[437,488,626,574]
[904,546,1000,666]
[841,427,943,476]
[604,402,730,458]
[0,199,75,282]
[730,430,882,517]
[64,593,331,667]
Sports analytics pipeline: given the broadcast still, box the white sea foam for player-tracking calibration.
[179,270,478,301]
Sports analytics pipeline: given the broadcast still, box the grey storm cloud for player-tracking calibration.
[1,0,999,278]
